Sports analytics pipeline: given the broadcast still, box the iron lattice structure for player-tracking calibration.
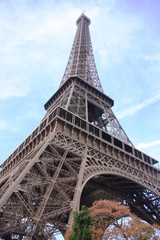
[0,14,160,240]
[60,14,103,92]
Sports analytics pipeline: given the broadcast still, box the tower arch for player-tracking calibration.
[80,171,160,224]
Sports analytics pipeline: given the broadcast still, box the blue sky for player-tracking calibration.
[1,0,160,164]
[0,0,160,238]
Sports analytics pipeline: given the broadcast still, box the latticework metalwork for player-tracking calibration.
[60,14,103,92]
[0,14,160,240]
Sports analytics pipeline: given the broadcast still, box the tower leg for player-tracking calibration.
[67,147,88,227]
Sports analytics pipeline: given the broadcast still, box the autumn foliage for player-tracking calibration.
[90,200,133,240]
[65,200,160,240]
[103,217,160,239]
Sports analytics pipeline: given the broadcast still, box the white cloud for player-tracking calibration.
[0,120,7,130]
[136,140,160,149]
[93,9,141,68]
[0,73,29,99]
[0,2,82,100]
[145,53,160,61]
[117,91,160,119]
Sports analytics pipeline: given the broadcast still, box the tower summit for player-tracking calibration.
[60,13,103,92]
[0,14,160,240]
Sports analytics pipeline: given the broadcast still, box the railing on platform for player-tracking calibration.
[0,107,159,178]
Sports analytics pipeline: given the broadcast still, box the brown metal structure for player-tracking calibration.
[0,14,160,240]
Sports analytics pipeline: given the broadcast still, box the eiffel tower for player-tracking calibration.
[0,13,160,240]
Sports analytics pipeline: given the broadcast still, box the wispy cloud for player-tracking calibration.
[136,140,160,149]
[0,120,7,130]
[117,91,160,119]
[0,75,29,99]
[0,2,81,100]
[144,53,160,61]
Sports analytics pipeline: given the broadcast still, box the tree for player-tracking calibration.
[90,199,160,240]
[65,206,92,240]
[65,200,160,240]
[104,217,160,240]
[90,199,133,240]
